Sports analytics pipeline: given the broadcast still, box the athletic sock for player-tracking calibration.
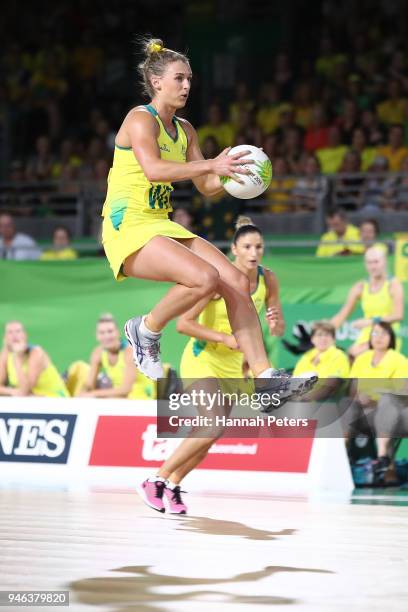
[139,315,161,338]
[166,480,179,490]
[258,367,277,378]
[147,476,167,483]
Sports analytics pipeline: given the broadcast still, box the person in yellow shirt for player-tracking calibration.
[0,321,69,397]
[316,208,364,257]
[331,247,404,358]
[376,124,408,172]
[197,103,235,151]
[77,313,155,399]
[266,157,295,213]
[351,127,377,171]
[41,226,78,261]
[316,126,348,174]
[293,320,350,400]
[256,82,281,134]
[346,322,407,475]
[376,80,407,126]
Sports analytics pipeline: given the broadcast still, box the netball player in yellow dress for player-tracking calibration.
[331,246,404,358]
[102,37,317,512]
[0,321,68,398]
[154,217,285,513]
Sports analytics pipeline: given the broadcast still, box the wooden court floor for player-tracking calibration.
[0,486,407,611]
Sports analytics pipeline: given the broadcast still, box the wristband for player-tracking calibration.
[372,316,382,324]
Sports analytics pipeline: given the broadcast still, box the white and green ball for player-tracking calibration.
[220,145,272,199]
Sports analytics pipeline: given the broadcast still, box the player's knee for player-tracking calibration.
[197,266,220,296]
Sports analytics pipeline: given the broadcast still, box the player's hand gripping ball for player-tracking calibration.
[221,145,272,199]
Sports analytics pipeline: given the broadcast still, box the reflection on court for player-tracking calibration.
[0,487,407,611]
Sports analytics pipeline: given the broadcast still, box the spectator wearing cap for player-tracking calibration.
[316,125,349,174]
[316,208,364,257]
[376,124,408,171]
[0,213,41,260]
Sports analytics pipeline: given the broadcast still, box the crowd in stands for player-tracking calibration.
[2,1,408,220]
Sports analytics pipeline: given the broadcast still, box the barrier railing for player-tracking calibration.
[1,171,408,238]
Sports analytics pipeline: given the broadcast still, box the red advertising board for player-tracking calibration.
[89,416,314,473]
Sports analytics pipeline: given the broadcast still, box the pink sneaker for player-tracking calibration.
[138,479,166,513]
[164,485,188,514]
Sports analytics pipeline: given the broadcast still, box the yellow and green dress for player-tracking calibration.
[100,341,155,400]
[180,266,267,379]
[7,347,69,397]
[102,104,196,280]
[355,278,401,350]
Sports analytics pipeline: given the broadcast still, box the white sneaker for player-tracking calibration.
[256,370,318,413]
[124,316,164,380]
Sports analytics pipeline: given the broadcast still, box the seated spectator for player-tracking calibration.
[51,139,82,179]
[304,104,330,152]
[315,35,346,79]
[376,124,408,171]
[0,213,41,260]
[360,108,386,147]
[41,226,78,261]
[374,389,408,474]
[293,81,314,129]
[316,208,364,257]
[359,218,388,253]
[256,82,281,134]
[336,150,364,210]
[293,320,350,400]
[293,154,327,211]
[171,206,195,233]
[77,314,155,399]
[0,321,69,397]
[197,103,235,150]
[25,135,55,182]
[229,82,255,127]
[335,99,360,145]
[377,79,407,126]
[281,126,304,174]
[274,103,297,143]
[382,154,408,209]
[201,135,220,159]
[273,52,293,98]
[346,323,407,477]
[316,125,348,174]
[361,156,394,212]
[266,157,295,213]
[351,127,377,171]
[234,107,263,147]
[331,246,404,357]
